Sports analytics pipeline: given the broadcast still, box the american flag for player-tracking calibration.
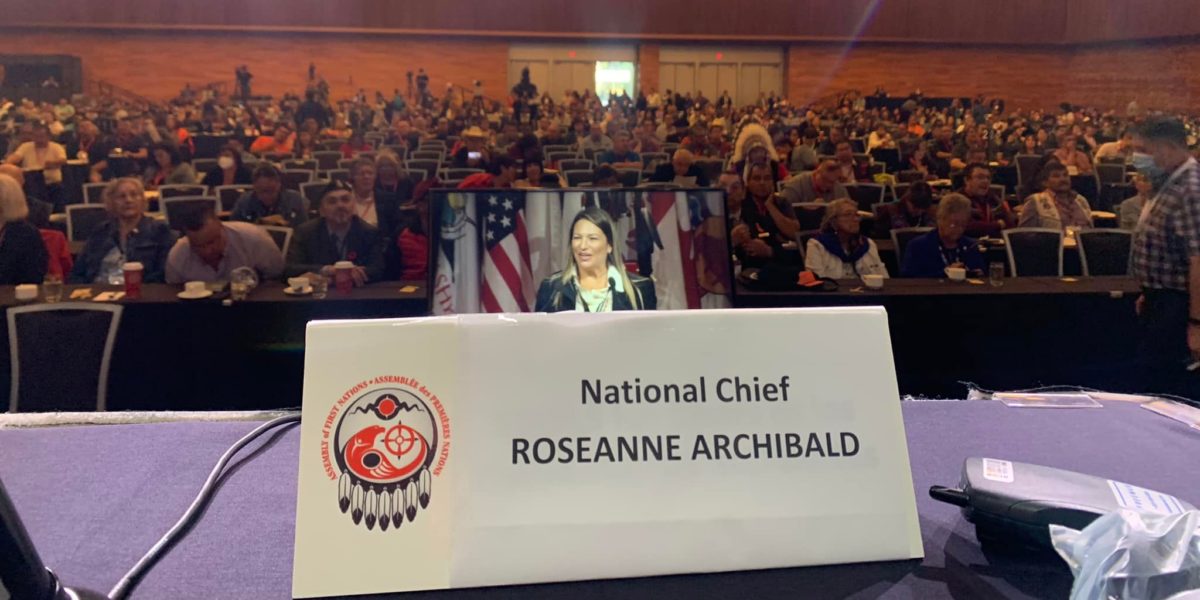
[481,192,535,312]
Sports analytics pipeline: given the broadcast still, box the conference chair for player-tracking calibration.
[325,169,351,184]
[641,152,669,172]
[300,180,331,212]
[441,180,463,189]
[695,160,724,185]
[1014,154,1044,192]
[866,163,887,177]
[896,170,926,184]
[383,145,408,161]
[283,159,318,171]
[616,169,642,187]
[793,203,827,232]
[890,227,933,266]
[418,140,446,150]
[564,170,593,187]
[581,147,600,162]
[8,302,123,412]
[412,150,444,163]
[364,133,385,147]
[850,138,866,153]
[993,165,1019,194]
[158,184,209,199]
[358,151,377,162]
[83,182,108,204]
[163,196,221,230]
[215,184,252,212]
[1097,182,1136,214]
[844,183,886,211]
[662,143,680,155]
[264,152,293,163]
[260,225,294,256]
[193,158,218,174]
[1071,174,1100,205]
[65,204,110,242]
[1076,229,1133,276]
[401,169,426,184]
[560,159,593,172]
[869,148,900,174]
[871,201,898,238]
[1003,228,1063,277]
[1096,163,1126,186]
[313,151,342,171]
[543,145,573,156]
[443,168,484,181]
[281,169,315,192]
[318,140,342,152]
[795,229,821,261]
[547,152,578,166]
[891,182,911,202]
[637,182,679,190]
[337,158,357,170]
[406,160,441,180]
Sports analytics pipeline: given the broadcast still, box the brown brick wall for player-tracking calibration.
[637,43,660,95]
[0,31,509,102]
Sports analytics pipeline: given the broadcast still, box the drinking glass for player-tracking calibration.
[43,275,63,303]
[989,262,1005,287]
[310,276,329,299]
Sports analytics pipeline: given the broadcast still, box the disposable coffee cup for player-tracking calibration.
[334,261,354,294]
[123,262,144,299]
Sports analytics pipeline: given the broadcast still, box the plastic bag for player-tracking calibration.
[1051,509,1200,600]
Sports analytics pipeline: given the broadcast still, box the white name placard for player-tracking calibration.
[293,308,922,598]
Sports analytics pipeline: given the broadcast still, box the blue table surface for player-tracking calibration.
[1,399,1197,599]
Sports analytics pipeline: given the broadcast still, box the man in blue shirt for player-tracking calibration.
[900,193,986,278]
[595,131,641,170]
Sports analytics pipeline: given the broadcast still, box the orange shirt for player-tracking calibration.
[249,133,295,155]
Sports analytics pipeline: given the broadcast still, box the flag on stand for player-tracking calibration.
[480,191,535,312]
[648,191,701,310]
[524,190,562,285]
[432,192,479,315]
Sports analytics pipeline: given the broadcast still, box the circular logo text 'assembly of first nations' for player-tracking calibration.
[323,381,450,532]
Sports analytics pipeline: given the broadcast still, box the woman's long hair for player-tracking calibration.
[556,206,642,309]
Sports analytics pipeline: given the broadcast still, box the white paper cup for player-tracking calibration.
[945,267,967,281]
[863,274,884,289]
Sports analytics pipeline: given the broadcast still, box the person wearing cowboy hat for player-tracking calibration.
[452,125,492,169]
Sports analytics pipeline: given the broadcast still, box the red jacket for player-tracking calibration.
[40,229,73,279]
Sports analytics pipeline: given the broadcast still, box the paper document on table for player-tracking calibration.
[1141,399,1200,430]
[994,392,1101,408]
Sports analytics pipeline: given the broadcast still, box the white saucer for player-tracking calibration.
[283,286,313,296]
[177,289,214,300]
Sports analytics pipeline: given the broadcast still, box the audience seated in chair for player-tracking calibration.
[649,149,710,187]
[959,162,1016,238]
[144,143,197,189]
[0,172,48,285]
[729,164,801,269]
[201,146,253,189]
[231,164,308,228]
[166,204,284,283]
[900,193,985,278]
[457,156,519,190]
[779,160,847,204]
[1018,161,1093,231]
[70,177,176,284]
[249,123,295,155]
[286,179,385,285]
[804,198,888,279]
[595,131,641,170]
[892,181,937,230]
[1119,173,1152,230]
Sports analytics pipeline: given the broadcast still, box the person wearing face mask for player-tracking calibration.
[70,177,176,284]
[535,206,655,312]
[201,146,254,188]
[285,179,385,285]
[1129,117,1200,400]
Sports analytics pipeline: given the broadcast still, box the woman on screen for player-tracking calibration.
[535,206,656,312]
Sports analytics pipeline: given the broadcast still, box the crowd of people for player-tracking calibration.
[1,71,1198,289]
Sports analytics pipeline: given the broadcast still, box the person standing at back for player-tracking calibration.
[1130,117,1200,400]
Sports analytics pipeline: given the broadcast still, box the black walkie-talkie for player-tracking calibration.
[930,458,1195,551]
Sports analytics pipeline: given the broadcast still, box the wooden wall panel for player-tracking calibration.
[1065,41,1200,112]
[785,45,1069,111]
[4,0,1067,44]
[1066,0,1200,43]
[638,44,661,94]
[0,31,509,102]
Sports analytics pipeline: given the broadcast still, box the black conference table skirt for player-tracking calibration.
[2,277,1141,410]
[1,399,1196,599]
[0,283,429,411]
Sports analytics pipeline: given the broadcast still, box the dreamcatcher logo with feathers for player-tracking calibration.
[332,388,440,531]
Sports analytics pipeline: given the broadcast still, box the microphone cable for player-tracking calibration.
[108,413,301,600]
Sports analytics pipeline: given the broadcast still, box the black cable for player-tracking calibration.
[108,413,301,600]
